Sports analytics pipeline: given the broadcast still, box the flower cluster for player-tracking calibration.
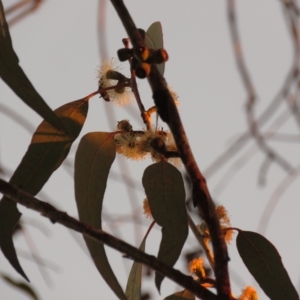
[97,58,134,107]
[114,120,180,165]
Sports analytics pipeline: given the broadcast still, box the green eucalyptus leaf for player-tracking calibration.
[164,289,195,300]
[0,1,67,133]
[237,230,299,300]
[145,21,165,75]
[142,161,188,292]
[0,98,88,281]
[125,222,154,300]
[75,132,126,300]
[1,273,39,300]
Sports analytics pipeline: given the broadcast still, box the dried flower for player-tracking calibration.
[239,286,258,300]
[164,131,181,167]
[216,205,233,244]
[188,258,206,280]
[143,198,152,219]
[216,205,230,227]
[197,205,234,244]
[168,85,180,107]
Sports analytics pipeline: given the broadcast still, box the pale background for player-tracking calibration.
[1,0,299,299]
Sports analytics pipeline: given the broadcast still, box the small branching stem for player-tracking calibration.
[109,0,232,298]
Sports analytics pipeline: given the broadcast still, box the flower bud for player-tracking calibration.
[117,48,133,61]
[117,120,132,132]
[135,45,150,61]
[122,38,130,48]
[147,48,169,64]
[106,70,125,80]
[135,62,151,78]
[114,86,125,94]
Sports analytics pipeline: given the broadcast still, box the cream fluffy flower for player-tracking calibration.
[97,58,134,106]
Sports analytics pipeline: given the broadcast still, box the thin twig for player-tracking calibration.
[281,1,300,133]
[258,163,300,235]
[204,68,295,179]
[5,0,42,27]
[227,0,294,175]
[98,0,109,60]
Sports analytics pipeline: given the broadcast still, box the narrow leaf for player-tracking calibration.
[164,289,195,300]
[142,161,188,292]
[125,222,154,300]
[237,230,299,300]
[0,1,67,133]
[75,132,126,300]
[0,98,88,281]
[145,21,165,75]
[1,273,40,300]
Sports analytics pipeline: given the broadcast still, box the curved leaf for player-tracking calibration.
[142,161,188,292]
[237,230,299,300]
[0,98,88,281]
[125,222,154,300]
[164,289,195,300]
[75,132,126,300]
[145,21,165,75]
[1,273,39,300]
[0,1,66,133]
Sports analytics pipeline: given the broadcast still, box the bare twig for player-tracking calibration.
[98,0,109,60]
[227,0,294,176]
[204,68,295,179]
[258,163,300,235]
[5,0,43,27]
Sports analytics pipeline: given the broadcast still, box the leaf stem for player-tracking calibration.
[187,214,214,270]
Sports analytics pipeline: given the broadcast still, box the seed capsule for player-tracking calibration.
[117,48,133,61]
[135,62,151,78]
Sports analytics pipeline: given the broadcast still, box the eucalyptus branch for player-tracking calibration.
[110,0,232,298]
[0,178,218,300]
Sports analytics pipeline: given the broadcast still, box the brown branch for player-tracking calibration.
[97,0,109,60]
[0,179,218,300]
[109,1,232,298]
[281,1,300,134]
[5,0,42,27]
